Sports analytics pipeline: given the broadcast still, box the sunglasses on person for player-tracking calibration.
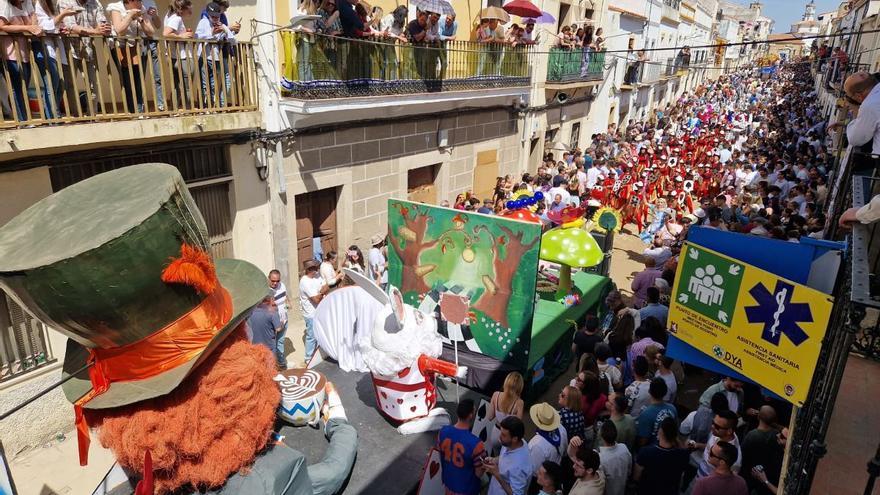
[844,94,861,106]
[712,422,731,431]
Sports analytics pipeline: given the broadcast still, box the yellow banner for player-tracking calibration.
[668,242,834,406]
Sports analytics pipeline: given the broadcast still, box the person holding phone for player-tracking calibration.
[58,0,111,115]
[106,0,157,113]
[195,1,236,107]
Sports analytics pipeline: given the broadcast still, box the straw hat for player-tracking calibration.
[530,402,561,432]
[370,233,385,246]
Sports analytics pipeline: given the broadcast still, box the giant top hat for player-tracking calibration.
[0,164,268,464]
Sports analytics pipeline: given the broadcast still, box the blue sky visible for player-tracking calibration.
[726,0,843,33]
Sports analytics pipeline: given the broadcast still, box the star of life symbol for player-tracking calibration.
[744,280,812,346]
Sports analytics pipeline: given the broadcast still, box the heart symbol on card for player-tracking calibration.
[410,405,417,412]
[429,461,439,478]
[380,391,387,399]
[397,398,404,404]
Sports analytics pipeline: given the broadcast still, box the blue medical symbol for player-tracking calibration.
[744,281,812,346]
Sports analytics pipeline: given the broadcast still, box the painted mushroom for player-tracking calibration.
[540,207,603,299]
[499,208,542,223]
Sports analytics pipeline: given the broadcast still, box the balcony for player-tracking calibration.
[279,31,534,129]
[0,33,259,160]
[661,1,681,24]
[281,32,532,98]
[545,48,606,89]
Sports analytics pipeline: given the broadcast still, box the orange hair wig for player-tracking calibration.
[84,325,280,493]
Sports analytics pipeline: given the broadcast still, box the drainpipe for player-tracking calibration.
[254,0,291,281]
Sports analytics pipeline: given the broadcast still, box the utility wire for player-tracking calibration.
[289,26,880,57]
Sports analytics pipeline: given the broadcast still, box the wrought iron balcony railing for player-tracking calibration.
[0,33,258,129]
[280,31,533,99]
[545,48,605,84]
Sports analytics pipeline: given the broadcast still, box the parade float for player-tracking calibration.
[386,198,614,397]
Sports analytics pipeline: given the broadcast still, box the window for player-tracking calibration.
[49,145,235,259]
[570,123,580,151]
[1,292,55,382]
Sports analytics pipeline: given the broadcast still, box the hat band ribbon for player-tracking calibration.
[74,287,233,466]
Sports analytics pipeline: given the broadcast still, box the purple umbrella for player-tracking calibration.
[523,11,556,24]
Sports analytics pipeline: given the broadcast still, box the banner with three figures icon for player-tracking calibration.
[668,242,834,406]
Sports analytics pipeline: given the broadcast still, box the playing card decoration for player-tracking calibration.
[417,448,444,495]
[470,398,492,443]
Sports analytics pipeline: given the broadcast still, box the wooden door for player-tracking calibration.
[295,187,338,274]
[473,150,499,201]
[408,165,438,204]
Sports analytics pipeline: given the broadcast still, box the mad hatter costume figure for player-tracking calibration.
[0,164,356,494]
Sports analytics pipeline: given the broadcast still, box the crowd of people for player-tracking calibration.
[285,1,545,83]
[428,62,836,495]
[445,62,835,250]
[0,0,241,121]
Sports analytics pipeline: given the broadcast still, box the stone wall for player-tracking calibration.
[283,107,523,265]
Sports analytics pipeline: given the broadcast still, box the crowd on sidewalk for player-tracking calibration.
[427,62,842,495]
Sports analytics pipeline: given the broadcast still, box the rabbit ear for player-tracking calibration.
[342,268,390,306]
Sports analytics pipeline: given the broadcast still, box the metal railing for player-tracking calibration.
[1,293,55,383]
[783,150,880,494]
[546,48,605,83]
[0,33,258,129]
[280,31,533,98]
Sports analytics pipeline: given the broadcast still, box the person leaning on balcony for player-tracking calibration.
[316,0,341,36]
[555,25,573,49]
[163,0,193,109]
[0,0,43,121]
[58,0,110,115]
[592,27,604,51]
[377,6,406,80]
[290,0,317,82]
[106,0,156,113]
[833,71,880,156]
[195,1,235,107]
[520,19,538,45]
[434,12,454,79]
[476,17,503,76]
[35,0,72,119]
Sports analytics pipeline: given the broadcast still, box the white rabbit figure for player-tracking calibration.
[343,269,466,429]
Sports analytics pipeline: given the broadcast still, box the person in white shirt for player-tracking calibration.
[319,250,343,287]
[268,269,290,367]
[106,0,158,113]
[596,421,631,495]
[195,1,235,106]
[694,410,742,479]
[368,234,388,290]
[586,165,603,189]
[298,260,328,365]
[838,72,880,154]
[840,193,880,226]
[163,0,194,108]
[527,403,568,475]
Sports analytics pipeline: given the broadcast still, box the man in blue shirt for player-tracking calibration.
[486,416,532,495]
[437,13,457,79]
[639,287,668,327]
[246,295,282,355]
[436,399,486,495]
[637,379,677,447]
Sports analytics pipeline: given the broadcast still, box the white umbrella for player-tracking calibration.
[410,0,455,16]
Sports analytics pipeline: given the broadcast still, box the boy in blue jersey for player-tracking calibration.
[436,399,487,495]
